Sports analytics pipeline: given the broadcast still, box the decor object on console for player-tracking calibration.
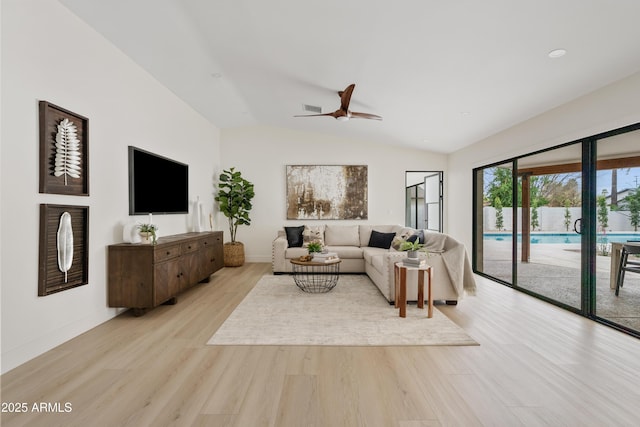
[39,101,89,196]
[286,165,368,220]
[122,221,141,243]
[214,167,255,266]
[39,204,89,296]
[137,223,158,244]
[192,196,204,232]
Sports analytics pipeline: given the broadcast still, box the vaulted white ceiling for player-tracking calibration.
[61,0,640,153]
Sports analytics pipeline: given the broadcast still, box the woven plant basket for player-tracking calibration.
[223,242,245,267]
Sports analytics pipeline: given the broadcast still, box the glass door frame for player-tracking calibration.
[405,171,443,232]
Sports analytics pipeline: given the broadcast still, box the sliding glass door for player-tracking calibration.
[473,122,640,337]
[474,162,514,284]
[515,144,583,309]
[594,128,640,332]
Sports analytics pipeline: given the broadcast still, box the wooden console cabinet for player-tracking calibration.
[108,231,223,315]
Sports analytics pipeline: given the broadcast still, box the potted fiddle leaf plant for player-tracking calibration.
[214,167,255,266]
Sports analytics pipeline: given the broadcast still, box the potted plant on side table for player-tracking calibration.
[214,167,255,267]
[399,240,424,259]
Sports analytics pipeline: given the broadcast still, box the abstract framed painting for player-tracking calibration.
[286,165,368,220]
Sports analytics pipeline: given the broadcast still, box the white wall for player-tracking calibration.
[0,0,221,373]
[219,126,447,262]
[448,71,640,252]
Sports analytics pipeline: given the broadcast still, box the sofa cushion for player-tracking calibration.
[370,254,385,275]
[302,224,325,247]
[368,230,396,249]
[325,246,364,259]
[284,226,305,247]
[324,225,360,246]
[362,246,388,264]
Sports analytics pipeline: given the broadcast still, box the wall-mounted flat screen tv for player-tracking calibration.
[128,146,189,215]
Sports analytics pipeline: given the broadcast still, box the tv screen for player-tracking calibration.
[128,146,189,215]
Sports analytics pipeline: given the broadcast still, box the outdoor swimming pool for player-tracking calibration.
[484,232,640,244]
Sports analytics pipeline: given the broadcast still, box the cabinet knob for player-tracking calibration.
[166,251,171,255]
[187,246,191,249]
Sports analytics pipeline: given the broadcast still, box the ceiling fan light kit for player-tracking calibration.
[295,84,382,122]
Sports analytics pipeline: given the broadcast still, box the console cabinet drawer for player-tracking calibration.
[154,244,181,262]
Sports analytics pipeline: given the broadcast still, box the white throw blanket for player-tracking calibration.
[424,232,476,296]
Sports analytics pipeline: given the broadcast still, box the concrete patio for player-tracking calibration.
[481,240,640,332]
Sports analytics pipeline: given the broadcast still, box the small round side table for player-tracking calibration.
[290,258,341,293]
[394,262,433,318]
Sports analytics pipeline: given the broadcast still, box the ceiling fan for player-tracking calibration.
[295,83,382,121]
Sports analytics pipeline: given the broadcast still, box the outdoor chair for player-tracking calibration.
[615,244,640,296]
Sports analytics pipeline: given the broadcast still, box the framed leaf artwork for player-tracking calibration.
[38,204,89,296]
[39,101,89,196]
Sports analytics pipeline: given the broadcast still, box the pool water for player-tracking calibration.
[484,232,640,244]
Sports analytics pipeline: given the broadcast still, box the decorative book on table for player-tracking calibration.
[312,252,339,262]
[402,257,426,267]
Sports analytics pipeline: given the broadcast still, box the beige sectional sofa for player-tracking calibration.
[272,224,476,304]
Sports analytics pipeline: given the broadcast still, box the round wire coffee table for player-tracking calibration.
[290,258,341,293]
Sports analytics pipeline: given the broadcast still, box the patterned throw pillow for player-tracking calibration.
[302,225,325,247]
[391,228,416,250]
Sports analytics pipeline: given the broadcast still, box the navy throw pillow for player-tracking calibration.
[285,226,305,247]
[368,230,396,249]
[406,229,425,244]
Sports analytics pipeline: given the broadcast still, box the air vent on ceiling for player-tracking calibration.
[302,104,322,114]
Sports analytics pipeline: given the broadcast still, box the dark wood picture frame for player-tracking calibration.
[38,204,89,296]
[39,101,89,196]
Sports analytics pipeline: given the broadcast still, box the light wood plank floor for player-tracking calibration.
[2,263,640,426]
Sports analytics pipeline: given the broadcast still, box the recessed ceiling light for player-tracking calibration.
[548,49,567,58]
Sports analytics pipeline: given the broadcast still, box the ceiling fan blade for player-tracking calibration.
[294,112,338,118]
[350,111,382,121]
[338,84,355,112]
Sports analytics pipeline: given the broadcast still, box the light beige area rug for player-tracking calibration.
[207,274,478,346]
